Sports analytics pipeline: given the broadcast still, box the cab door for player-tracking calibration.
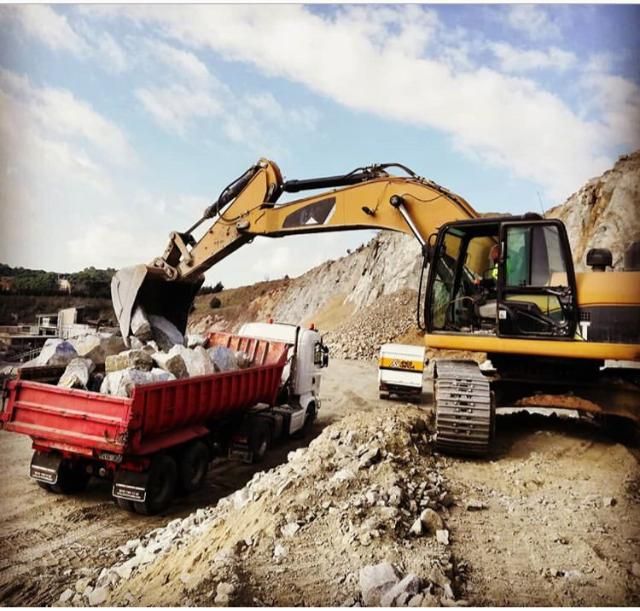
[497,220,578,338]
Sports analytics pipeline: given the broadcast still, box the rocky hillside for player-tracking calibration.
[190,151,640,357]
[546,151,640,271]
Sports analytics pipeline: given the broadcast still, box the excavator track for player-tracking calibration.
[434,360,494,456]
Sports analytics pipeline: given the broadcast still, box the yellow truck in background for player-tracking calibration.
[378,343,426,401]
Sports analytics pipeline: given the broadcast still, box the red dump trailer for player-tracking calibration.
[0,332,289,514]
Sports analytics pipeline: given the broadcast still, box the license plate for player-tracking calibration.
[229,447,253,464]
[30,464,58,484]
[113,483,146,502]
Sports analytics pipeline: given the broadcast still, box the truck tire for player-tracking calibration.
[50,460,91,494]
[178,441,209,494]
[249,419,271,463]
[301,402,317,436]
[133,455,177,515]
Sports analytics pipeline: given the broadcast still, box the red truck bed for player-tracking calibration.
[0,332,289,459]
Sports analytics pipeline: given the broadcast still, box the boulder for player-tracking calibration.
[72,333,126,365]
[105,349,154,373]
[131,306,152,341]
[100,368,174,397]
[235,351,251,369]
[380,574,422,607]
[419,508,444,533]
[208,346,239,372]
[173,345,214,377]
[148,315,184,351]
[359,562,400,606]
[152,351,188,379]
[151,368,177,383]
[36,339,78,367]
[58,358,95,389]
[186,334,208,349]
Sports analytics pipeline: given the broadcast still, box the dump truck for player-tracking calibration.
[0,326,329,514]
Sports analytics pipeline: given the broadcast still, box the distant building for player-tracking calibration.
[0,276,15,292]
[58,276,72,294]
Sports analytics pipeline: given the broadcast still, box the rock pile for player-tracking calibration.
[325,289,418,360]
[57,406,466,607]
[21,308,251,398]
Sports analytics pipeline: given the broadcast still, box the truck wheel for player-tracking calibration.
[249,419,271,463]
[178,441,209,494]
[379,391,390,400]
[50,461,91,494]
[133,455,177,515]
[37,481,52,492]
[301,403,317,436]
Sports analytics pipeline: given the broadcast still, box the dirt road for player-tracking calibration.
[1,358,638,606]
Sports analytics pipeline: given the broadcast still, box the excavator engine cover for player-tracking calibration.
[111,265,203,342]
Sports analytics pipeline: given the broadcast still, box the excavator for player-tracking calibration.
[112,159,640,455]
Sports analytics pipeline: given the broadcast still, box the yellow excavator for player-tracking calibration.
[112,159,640,455]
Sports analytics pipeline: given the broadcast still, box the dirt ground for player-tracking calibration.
[0,358,638,606]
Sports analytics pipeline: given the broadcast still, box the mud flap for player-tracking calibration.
[30,452,62,485]
[113,469,149,502]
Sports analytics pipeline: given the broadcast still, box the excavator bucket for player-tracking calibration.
[111,265,203,342]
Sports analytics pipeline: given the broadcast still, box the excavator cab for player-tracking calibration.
[425,216,578,339]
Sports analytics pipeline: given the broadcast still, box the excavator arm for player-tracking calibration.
[112,158,478,338]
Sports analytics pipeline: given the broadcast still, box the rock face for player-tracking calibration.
[546,151,640,271]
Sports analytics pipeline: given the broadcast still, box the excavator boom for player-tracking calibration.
[112,159,477,339]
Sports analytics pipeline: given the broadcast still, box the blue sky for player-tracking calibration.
[0,4,638,287]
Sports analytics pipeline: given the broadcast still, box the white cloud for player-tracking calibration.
[579,69,640,150]
[0,69,136,165]
[504,5,561,41]
[95,31,128,74]
[144,39,213,87]
[1,5,89,54]
[83,4,634,200]
[489,42,576,73]
[135,85,224,136]
[132,37,318,151]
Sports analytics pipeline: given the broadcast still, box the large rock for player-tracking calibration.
[208,346,239,372]
[152,350,188,379]
[100,367,175,397]
[359,562,400,606]
[131,306,152,341]
[105,349,154,373]
[380,574,422,607]
[148,315,184,351]
[186,334,208,349]
[36,339,78,367]
[58,358,95,389]
[419,508,444,533]
[72,333,126,365]
[173,345,214,377]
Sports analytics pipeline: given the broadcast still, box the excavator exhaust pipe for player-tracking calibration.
[111,265,203,343]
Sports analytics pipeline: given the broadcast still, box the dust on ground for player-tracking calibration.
[1,359,639,606]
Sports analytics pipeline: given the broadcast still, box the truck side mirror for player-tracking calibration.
[315,342,329,368]
[322,345,330,368]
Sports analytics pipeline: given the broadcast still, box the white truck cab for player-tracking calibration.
[378,343,426,401]
[238,321,329,434]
